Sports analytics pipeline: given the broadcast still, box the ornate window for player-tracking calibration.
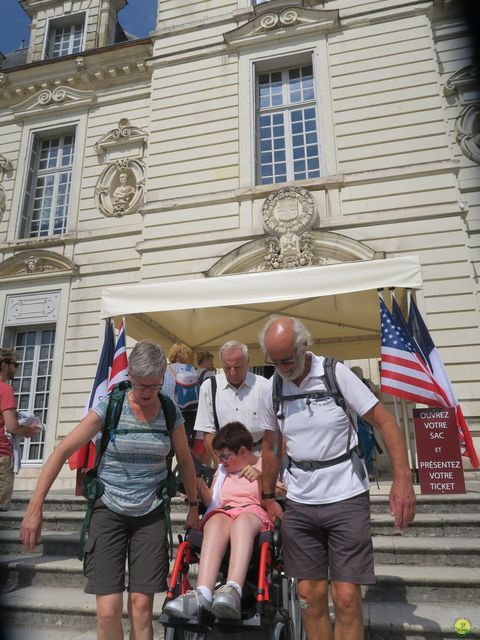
[45,14,85,59]
[256,61,321,185]
[19,131,76,238]
[12,326,56,463]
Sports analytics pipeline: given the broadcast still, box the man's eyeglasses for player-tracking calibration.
[217,451,235,462]
[132,383,162,393]
[265,352,297,366]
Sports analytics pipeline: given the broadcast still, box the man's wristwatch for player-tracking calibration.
[261,492,276,500]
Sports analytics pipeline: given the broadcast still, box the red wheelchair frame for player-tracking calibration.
[160,527,305,640]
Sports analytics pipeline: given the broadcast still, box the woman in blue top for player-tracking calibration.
[20,340,199,640]
[163,342,199,448]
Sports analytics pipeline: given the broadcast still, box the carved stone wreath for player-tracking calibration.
[95,158,145,217]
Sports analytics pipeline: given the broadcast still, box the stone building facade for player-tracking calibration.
[0,0,478,487]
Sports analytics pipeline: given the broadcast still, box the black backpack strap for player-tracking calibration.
[157,390,179,559]
[198,369,207,387]
[272,371,283,419]
[322,357,356,456]
[210,376,219,430]
[79,381,130,560]
[322,357,345,411]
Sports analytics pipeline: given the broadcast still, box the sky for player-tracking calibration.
[0,0,157,55]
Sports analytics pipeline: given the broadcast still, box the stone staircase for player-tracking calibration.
[1,483,479,640]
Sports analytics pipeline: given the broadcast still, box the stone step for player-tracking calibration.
[372,535,480,567]
[364,600,479,639]
[369,512,480,537]
[364,564,480,604]
[369,491,480,514]
[3,585,479,639]
[2,552,478,605]
[10,493,189,514]
[4,509,480,539]
[0,509,192,532]
[2,585,166,637]
[2,526,480,566]
[2,628,100,640]
[10,485,480,515]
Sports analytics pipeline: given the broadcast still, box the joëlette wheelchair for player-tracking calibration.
[159,520,306,640]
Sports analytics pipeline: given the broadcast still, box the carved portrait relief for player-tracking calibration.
[95,159,145,217]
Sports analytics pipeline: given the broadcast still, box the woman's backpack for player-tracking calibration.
[79,381,177,560]
[169,364,199,409]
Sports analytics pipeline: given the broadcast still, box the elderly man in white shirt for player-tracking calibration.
[194,341,268,466]
[259,316,416,640]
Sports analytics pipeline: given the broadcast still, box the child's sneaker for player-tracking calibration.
[212,584,241,619]
[163,589,211,619]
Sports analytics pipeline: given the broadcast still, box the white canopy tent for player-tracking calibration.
[100,255,422,364]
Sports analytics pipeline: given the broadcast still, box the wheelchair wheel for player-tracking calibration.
[272,621,287,640]
[286,578,306,640]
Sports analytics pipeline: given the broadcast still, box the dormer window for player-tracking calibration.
[44,13,85,59]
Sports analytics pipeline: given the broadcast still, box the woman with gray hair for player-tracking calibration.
[20,339,199,640]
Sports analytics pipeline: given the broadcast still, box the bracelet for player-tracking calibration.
[188,501,199,507]
[261,492,276,500]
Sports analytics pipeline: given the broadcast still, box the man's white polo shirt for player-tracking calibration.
[258,353,378,505]
[194,371,268,443]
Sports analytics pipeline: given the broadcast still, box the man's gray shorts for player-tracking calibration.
[281,491,375,584]
[84,500,169,594]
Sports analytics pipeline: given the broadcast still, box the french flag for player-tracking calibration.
[68,318,129,490]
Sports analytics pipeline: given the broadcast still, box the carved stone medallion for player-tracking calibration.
[0,185,5,222]
[455,103,480,164]
[95,158,145,217]
[262,186,316,236]
[260,187,321,270]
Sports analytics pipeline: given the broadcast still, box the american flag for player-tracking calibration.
[379,296,446,407]
[407,297,479,468]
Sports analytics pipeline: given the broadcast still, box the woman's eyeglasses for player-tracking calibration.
[132,383,162,393]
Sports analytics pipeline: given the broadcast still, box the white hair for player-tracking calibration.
[259,316,312,353]
[219,341,248,361]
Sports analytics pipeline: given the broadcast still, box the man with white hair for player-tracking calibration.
[258,316,415,640]
[194,341,268,465]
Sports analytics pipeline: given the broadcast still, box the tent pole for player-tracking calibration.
[402,398,417,483]
[393,396,412,470]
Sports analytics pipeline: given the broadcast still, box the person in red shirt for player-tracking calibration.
[0,348,37,510]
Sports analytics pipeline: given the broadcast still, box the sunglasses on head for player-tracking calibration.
[2,359,17,368]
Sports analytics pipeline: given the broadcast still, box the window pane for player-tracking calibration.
[13,328,56,463]
[49,20,84,58]
[256,61,321,184]
[24,133,75,238]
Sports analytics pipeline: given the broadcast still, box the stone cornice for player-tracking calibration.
[0,249,78,281]
[224,7,339,47]
[11,85,96,119]
[0,39,152,104]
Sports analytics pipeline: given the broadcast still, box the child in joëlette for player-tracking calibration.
[164,421,274,620]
